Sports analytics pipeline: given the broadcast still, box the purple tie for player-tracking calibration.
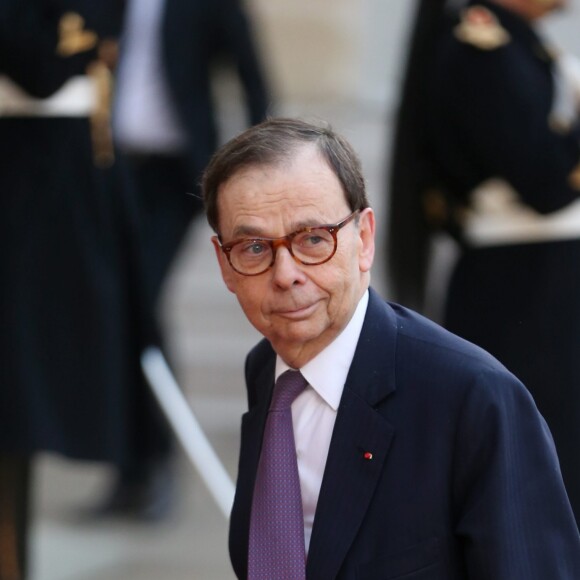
[248,370,308,579]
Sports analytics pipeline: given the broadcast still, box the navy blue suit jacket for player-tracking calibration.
[229,288,580,579]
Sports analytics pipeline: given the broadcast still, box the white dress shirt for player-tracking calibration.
[114,0,187,153]
[275,290,369,554]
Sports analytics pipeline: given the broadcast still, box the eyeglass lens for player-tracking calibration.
[230,227,336,274]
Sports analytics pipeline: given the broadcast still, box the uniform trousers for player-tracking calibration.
[123,153,205,306]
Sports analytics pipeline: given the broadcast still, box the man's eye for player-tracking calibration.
[296,230,331,248]
[303,234,324,246]
[240,241,269,256]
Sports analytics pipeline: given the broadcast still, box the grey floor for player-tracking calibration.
[31,103,389,580]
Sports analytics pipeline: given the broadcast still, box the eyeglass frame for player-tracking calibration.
[214,209,361,276]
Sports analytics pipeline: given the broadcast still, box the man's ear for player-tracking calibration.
[212,236,237,293]
[357,208,376,273]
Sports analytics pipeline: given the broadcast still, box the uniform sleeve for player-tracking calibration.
[433,42,580,213]
[452,368,580,579]
[216,0,271,125]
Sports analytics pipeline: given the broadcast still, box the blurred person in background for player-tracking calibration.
[387,0,580,527]
[114,0,271,312]
[108,0,271,520]
[0,2,173,577]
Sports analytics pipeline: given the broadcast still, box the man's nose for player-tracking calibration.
[271,245,303,286]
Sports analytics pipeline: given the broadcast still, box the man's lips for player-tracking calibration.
[272,301,318,320]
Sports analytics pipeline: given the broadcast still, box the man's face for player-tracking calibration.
[212,144,375,368]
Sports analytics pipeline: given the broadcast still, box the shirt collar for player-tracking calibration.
[276,290,369,410]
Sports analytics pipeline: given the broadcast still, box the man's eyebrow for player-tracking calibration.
[231,225,268,239]
[231,218,323,239]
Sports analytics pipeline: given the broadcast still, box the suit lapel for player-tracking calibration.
[306,289,399,578]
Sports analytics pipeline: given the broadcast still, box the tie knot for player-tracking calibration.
[270,370,307,411]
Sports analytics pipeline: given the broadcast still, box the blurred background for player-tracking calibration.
[20,0,580,578]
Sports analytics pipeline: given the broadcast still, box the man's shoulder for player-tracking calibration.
[370,292,511,380]
[371,296,534,421]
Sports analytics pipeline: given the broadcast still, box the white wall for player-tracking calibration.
[245,0,580,109]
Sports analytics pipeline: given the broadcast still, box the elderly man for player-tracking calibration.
[202,118,580,579]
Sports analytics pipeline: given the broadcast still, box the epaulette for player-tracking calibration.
[56,12,98,57]
[454,5,511,51]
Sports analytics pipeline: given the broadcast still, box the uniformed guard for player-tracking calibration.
[387,0,580,528]
[0,3,172,577]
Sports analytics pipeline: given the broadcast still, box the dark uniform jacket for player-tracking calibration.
[0,0,168,467]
